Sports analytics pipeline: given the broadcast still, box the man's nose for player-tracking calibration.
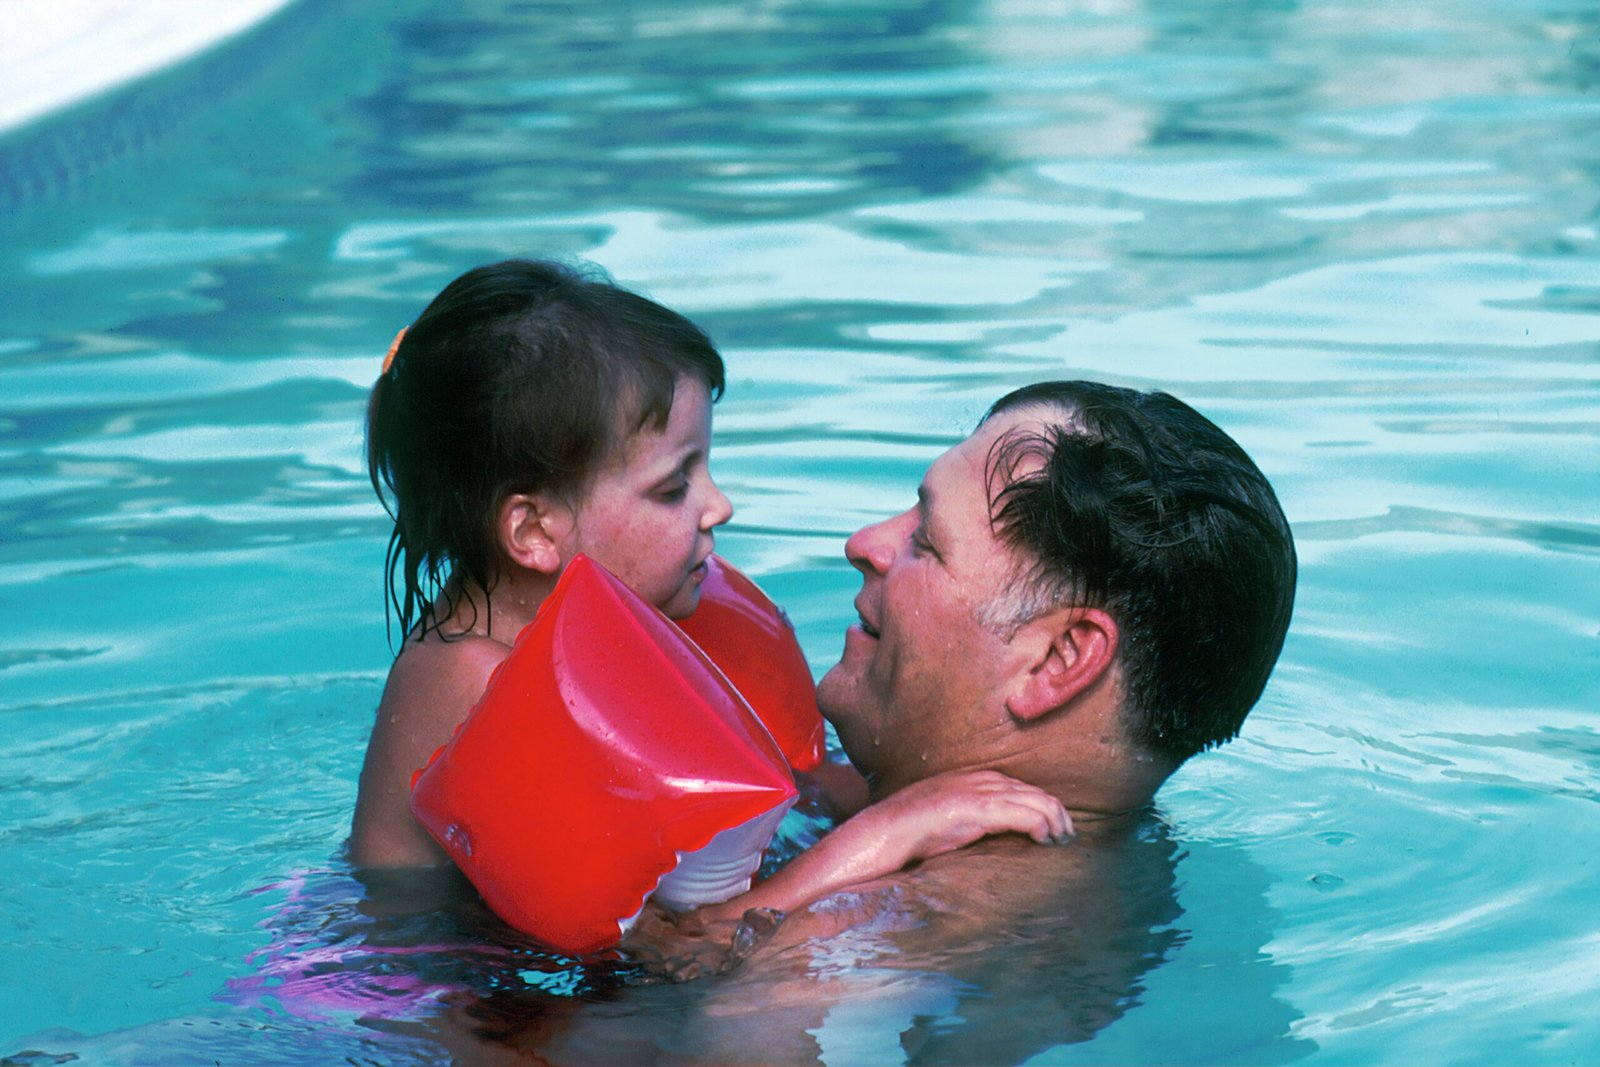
[843,513,901,577]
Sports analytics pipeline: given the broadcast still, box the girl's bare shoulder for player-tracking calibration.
[351,632,515,868]
[379,631,512,726]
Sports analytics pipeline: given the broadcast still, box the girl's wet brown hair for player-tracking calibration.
[366,258,724,647]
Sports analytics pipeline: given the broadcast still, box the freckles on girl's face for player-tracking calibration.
[563,377,733,618]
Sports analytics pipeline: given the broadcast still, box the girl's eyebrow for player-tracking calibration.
[648,447,702,484]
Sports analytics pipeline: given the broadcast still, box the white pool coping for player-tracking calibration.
[0,0,298,134]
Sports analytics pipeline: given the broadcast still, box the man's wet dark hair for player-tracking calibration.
[366,258,725,646]
[982,381,1296,764]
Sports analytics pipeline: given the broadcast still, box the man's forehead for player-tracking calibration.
[929,406,1055,491]
[919,408,1049,539]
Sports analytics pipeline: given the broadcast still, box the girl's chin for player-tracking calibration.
[663,586,701,621]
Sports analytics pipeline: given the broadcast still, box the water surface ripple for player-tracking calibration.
[1,0,1596,1063]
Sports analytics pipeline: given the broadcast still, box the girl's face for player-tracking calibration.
[562,376,732,619]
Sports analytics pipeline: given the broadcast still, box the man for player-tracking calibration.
[660,379,1298,1062]
[817,377,1296,831]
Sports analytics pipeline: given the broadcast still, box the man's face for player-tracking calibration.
[817,407,1046,788]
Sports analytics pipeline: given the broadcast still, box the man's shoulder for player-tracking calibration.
[768,816,1177,954]
[764,834,1097,953]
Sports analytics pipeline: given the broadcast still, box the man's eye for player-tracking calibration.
[910,528,935,557]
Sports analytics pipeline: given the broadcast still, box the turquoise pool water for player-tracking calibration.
[2,0,1597,1062]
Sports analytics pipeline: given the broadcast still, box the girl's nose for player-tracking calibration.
[702,478,733,530]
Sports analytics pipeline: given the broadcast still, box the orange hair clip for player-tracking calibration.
[381,327,408,377]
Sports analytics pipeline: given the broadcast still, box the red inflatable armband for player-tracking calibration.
[676,555,826,772]
[409,555,797,956]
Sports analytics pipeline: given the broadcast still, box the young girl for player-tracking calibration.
[349,259,1069,920]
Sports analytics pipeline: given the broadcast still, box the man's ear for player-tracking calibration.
[497,492,571,576]
[1005,608,1119,723]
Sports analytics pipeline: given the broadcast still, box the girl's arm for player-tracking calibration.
[696,769,1072,922]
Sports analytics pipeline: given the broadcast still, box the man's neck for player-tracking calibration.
[866,740,1172,830]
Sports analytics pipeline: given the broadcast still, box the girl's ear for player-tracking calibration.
[1004,608,1119,723]
[497,492,572,576]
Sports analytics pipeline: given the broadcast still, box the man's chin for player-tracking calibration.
[816,668,879,770]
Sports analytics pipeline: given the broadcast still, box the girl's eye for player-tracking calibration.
[656,481,690,504]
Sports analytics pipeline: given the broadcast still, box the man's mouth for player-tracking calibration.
[857,612,880,639]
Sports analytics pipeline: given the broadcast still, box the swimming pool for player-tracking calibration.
[1,0,1596,1062]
